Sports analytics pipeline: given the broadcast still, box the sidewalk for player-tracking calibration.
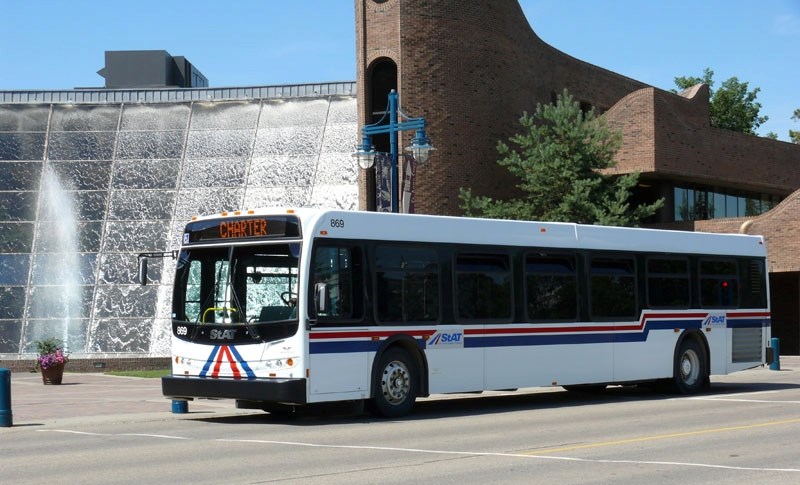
[4,371,245,426]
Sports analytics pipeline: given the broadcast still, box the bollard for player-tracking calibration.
[171,399,188,414]
[0,368,12,427]
[770,337,781,371]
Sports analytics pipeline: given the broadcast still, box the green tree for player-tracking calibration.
[673,68,767,134]
[791,108,800,144]
[459,89,663,226]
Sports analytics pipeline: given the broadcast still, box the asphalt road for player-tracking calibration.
[2,359,799,484]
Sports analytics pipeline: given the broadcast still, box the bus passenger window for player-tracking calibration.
[311,245,366,323]
[525,253,577,321]
[699,259,739,308]
[646,258,690,309]
[375,246,439,324]
[590,256,636,320]
[312,246,354,319]
[455,254,512,322]
[740,258,767,308]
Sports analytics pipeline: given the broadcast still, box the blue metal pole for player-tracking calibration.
[770,337,780,371]
[388,90,399,213]
[0,368,11,427]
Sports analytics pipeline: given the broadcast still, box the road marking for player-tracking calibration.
[37,428,800,473]
[526,417,800,454]
[692,398,800,403]
[673,390,800,404]
[216,438,800,472]
[39,430,190,440]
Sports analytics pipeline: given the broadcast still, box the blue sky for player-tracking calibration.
[1,0,797,140]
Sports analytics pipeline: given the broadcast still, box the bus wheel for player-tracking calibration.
[672,338,707,394]
[369,348,417,418]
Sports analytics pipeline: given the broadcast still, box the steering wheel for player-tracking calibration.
[280,291,297,306]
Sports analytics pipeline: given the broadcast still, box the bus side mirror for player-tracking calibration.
[137,257,148,286]
[314,283,328,314]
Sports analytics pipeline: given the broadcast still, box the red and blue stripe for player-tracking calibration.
[308,311,770,354]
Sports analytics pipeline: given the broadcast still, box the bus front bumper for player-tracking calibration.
[162,375,307,404]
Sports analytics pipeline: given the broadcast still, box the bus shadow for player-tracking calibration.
[193,380,800,426]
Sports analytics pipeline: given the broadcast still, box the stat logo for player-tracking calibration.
[427,331,464,349]
[703,314,726,327]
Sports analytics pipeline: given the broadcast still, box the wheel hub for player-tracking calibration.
[383,361,410,404]
[680,349,699,384]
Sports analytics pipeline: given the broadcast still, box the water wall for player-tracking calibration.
[0,89,358,358]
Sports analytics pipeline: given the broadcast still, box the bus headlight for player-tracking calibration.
[260,357,298,370]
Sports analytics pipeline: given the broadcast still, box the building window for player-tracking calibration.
[674,185,781,222]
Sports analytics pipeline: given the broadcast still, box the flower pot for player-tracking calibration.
[41,363,65,385]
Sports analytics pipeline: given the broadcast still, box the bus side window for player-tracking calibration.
[375,245,440,324]
[740,258,767,308]
[699,259,739,308]
[455,253,512,323]
[311,245,362,322]
[646,257,690,309]
[590,255,637,320]
[525,252,578,321]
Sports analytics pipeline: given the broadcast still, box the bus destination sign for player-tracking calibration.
[219,218,268,238]
[184,215,301,244]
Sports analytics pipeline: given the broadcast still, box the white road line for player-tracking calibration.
[672,390,800,404]
[37,430,800,473]
[39,430,190,440]
[216,438,800,473]
[691,398,800,403]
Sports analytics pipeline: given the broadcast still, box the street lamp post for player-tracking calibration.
[353,89,434,213]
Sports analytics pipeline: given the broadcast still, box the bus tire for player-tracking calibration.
[368,348,417,418]
[672,337,707,394]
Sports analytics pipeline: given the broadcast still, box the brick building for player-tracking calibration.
[355,0,800,353]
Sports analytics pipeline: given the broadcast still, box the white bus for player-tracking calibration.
[155,208,770,417]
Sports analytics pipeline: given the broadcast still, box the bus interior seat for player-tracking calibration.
[259,306,297,321]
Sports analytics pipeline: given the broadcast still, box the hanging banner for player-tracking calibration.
[401,155,416,214]
[375,153,393,212]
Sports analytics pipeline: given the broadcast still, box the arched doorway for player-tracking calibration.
[364,58,397,210]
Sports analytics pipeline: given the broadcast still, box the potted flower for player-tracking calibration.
[34,337,69,385]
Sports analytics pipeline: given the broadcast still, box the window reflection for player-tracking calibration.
[674,186,781,222]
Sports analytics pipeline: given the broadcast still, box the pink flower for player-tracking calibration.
[37,348,69,370]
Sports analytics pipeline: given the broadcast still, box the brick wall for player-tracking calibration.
[357,0,646,215]
[356,0,800,215]
[692,188,800,273]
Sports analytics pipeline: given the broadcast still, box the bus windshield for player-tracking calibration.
[172,243,300,326]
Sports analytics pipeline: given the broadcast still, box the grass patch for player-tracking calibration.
[106,369,170,378]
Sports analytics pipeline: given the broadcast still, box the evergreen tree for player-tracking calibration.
[460,90,663,226]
